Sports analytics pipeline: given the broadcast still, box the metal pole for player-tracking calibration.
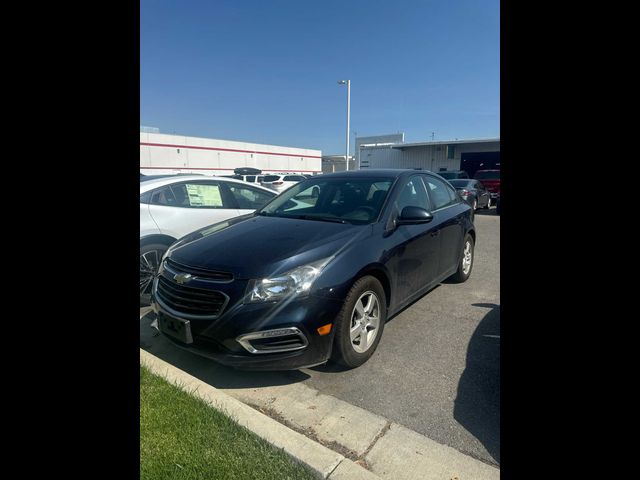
[345,80,350,171]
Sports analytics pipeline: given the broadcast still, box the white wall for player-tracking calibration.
[140,132,322,176]
[360,141,500,172]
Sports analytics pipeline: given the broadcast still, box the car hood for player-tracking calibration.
[167,214,369,279]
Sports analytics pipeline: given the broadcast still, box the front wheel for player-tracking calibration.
[450,234,474,283]
[331,276,387,368]
[140,243,168,306]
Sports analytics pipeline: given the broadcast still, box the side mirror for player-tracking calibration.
[397,206,433,225]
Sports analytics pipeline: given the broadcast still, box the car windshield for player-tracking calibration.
[257,176,395,225]
[449,180,472,188]
[474,171,500,180]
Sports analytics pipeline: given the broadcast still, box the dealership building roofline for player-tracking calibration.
[359,137,500,150]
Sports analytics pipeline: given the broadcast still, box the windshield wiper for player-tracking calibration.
[294,215,348,224]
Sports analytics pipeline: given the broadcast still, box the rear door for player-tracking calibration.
[422,174,466,277]
[147,180,240,238]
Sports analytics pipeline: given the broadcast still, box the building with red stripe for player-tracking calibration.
[140,131,322,176]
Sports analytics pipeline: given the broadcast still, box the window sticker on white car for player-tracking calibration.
[185,184,222,207]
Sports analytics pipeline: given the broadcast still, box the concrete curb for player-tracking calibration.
[140,348,380,479]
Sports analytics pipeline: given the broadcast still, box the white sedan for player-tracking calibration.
[140,175,276,304]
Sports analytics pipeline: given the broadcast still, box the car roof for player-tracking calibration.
[317,169,431,179]
[139,174,276,193]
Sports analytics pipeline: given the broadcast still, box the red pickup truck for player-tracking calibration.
[474,170,500,199]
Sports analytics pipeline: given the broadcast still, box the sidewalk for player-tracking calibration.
[141,349,499,479]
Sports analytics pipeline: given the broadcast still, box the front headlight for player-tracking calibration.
[245,257,331,303]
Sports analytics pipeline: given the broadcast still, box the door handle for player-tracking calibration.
[430,230,440,237]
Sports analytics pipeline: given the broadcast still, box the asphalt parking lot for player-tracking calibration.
[140,208,500,466]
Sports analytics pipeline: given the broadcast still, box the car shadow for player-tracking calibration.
[140,310,310,389]
[453,303,500,464]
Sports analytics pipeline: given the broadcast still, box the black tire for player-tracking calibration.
[331,276,387,368]
[140,243,169,306]
[450,234,474,283]
[484,197,491,209]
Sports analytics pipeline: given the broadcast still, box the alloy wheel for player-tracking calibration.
[350,291,381,353]
[140,249,162,296]
[462,240,473,275]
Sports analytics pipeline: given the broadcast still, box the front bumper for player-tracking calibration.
[152,292,344,370]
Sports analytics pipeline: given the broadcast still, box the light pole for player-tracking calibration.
[338,80,350,171]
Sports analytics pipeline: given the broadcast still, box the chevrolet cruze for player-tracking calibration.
[151,169,476,370]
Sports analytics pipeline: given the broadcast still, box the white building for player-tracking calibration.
[140,132,322,176]
[357,134,500,178]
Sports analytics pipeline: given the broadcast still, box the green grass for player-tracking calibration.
[140,365,317,480]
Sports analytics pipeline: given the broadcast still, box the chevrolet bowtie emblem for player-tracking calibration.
[174,273,193,284]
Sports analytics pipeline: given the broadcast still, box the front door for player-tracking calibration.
[387,176,443,306]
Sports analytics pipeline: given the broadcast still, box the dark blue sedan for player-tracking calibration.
[151,169,476,370]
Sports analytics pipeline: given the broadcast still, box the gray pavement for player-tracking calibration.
[140,209,500,466]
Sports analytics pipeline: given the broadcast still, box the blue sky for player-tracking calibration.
[140,0,499,154]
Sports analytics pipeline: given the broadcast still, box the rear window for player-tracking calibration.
[474,171,500,180]
[438,172,456,179]
[449,180,472,188]
[262,175,281,182]
[284,175,305,181]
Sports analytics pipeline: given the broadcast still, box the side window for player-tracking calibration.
[424,176,457,210]
[140,191,152,204]
[228,184,274,209]
[150,186,177,206]
[245,175,256,183]
[395,176,430,214]
[168,182,226,208]
[284,175,303,181]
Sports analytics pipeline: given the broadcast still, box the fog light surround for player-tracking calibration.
[236,327,309,354]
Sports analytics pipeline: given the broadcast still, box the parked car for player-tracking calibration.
[437,170,469,180]
[473,170,500,199]
[141,173,205,182]
[229,174,266,185]
[140,175,276,305]
[151,169,475,370]
[260,174,307,193]
[449,179,492,210]
[228,168,266,185]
